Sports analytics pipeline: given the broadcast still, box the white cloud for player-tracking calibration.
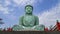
[38,2,60,28]
[1,0,43,18]
[4,0,11,6]
[12,0,43,6]
[0,5,9,14]
[0,0,14,14]
[0,0,11,7]
[13,0,34,5]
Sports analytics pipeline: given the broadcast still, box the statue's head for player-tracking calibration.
[25,5,33,14]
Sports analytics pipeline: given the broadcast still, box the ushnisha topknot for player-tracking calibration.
[25,5,33,10]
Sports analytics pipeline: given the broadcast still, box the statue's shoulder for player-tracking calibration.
[33,15,38,18]
[20,16,24,19]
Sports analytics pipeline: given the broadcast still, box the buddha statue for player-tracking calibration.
[12,5,45,31]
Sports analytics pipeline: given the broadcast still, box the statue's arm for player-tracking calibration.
[35,16,39,25]
[19,16,24,25]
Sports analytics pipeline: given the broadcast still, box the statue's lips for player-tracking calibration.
[26,11,32,13]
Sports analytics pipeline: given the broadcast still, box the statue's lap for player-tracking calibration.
[13,25,44,31]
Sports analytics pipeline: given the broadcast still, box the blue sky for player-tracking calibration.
[0,0,60,29]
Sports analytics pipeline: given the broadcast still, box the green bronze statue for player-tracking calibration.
[12,5,45,31]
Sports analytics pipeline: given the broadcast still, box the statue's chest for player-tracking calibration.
[23,16,35,22]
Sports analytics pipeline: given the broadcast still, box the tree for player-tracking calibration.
[0,18,4,31]
[0,28,2,31]
[0,18,4,24]
[7,28,12,31]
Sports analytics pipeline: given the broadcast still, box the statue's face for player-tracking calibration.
[25,6,33,14]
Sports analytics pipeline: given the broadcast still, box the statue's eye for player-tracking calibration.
[26,7,28,8]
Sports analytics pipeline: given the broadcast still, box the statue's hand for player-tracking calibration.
[12,25,24,31]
